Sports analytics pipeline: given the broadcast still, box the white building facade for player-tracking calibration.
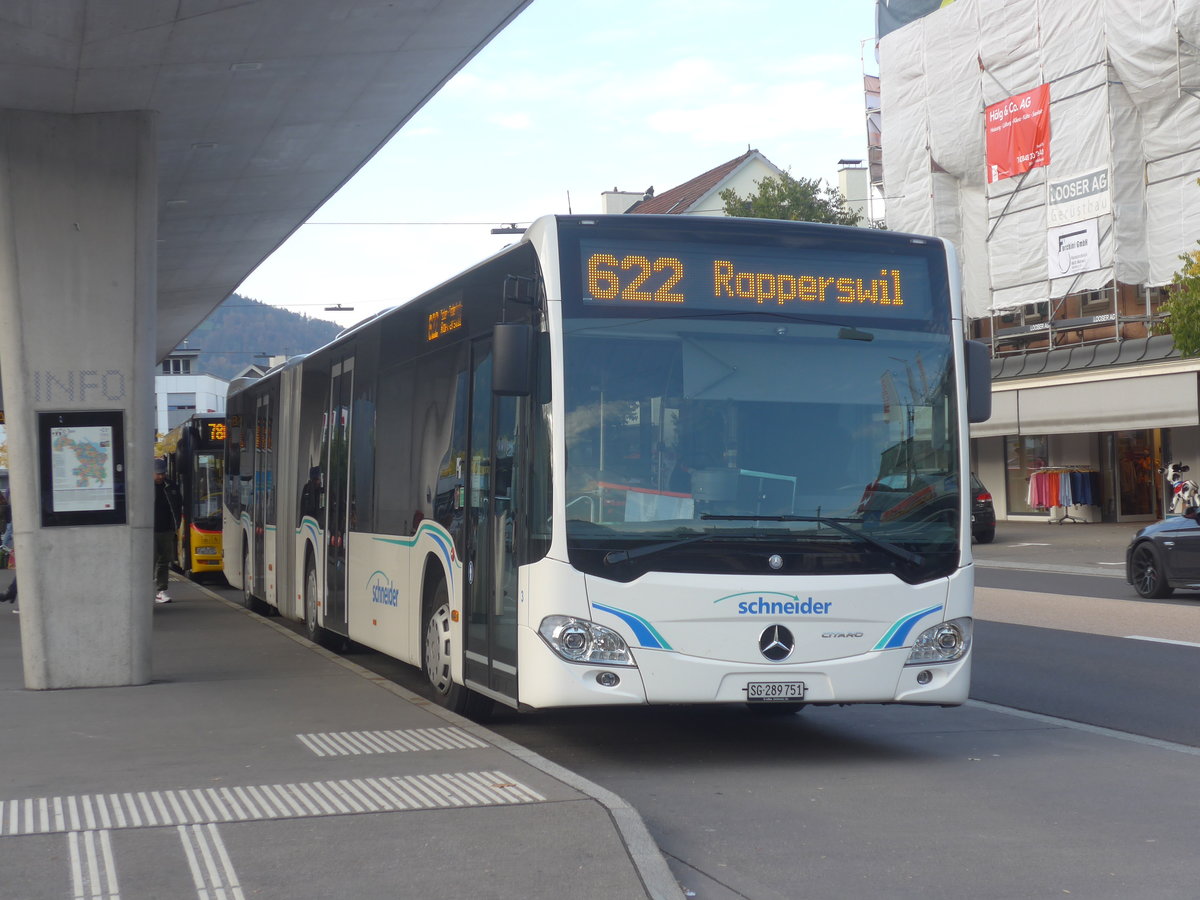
[154,348,228,435]
[880,0,1200,523]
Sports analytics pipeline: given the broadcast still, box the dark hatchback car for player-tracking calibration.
[971,473,996,544]
[1126,514,1200,598]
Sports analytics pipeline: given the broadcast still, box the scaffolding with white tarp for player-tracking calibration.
[879,0,1200,328]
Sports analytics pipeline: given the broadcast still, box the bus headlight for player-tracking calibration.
[538,616,635,666]
[904,617,972,665]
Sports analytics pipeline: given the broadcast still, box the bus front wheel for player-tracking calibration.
[423,581,491,719]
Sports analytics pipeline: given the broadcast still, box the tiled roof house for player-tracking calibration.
[601,149,783,216]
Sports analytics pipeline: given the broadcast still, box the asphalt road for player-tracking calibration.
[212,564,1200,899]
[973,619,1200,745]
[975,566,1130,598]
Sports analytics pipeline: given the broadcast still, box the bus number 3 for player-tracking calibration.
[587,253,685,303]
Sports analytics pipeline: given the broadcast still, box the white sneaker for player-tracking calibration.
[155,591,171,604]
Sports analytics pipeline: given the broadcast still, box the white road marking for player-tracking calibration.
[0,772,545,837]
[68,829,119,900]
[1126,635,1200,648]
[179,823,245,900]
[296,726,488,757]
[969,700,1200,757]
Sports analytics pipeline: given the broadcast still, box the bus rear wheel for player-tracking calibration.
[304,560,325,644]
[242,546,253,609]
[423,581,491,719]
[242,545,269,616]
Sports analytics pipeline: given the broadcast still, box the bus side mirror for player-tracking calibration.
[493,323,533,396]
[966,340,992,424]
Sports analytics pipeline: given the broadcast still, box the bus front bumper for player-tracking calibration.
[516,625,971,709]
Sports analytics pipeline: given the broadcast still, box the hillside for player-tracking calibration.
[184,294,343,380]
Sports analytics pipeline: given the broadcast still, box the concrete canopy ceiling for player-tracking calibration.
[0,0,531,361]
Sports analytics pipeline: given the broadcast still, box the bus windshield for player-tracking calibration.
[193,451,224,527]
[561,316,960,582]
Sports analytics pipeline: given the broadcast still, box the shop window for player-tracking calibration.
[1004,434,1049,515]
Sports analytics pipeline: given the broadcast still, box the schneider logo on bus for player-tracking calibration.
[718,592,832,616]
[367,571,399,607]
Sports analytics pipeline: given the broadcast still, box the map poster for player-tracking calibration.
[38,410,127,526]
[50,425,115,511]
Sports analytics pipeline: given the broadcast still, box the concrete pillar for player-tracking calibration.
[0,109,158,689]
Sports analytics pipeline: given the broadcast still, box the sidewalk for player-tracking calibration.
[972,518,1136,578]
[0,572,681,900]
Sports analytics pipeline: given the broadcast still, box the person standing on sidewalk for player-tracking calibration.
[153,457,182,604]
[0,488,12,564]
[2,489,17,612]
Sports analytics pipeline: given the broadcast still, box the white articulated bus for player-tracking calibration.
[224,214,991,716]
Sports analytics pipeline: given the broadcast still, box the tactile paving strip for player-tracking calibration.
[0,771,545,836]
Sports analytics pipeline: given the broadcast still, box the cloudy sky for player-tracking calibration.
[236,0,880,331]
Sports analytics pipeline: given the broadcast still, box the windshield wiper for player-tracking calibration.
[603,532,720,565]
[700,514,924,566]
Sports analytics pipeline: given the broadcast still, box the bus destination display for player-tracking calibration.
[427,301,464,341]
[580,240,931,319]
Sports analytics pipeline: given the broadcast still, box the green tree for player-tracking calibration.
[720,171,863,226]
[1158,246,1200,357]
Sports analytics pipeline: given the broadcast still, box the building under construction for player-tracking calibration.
[880,0,1200,524]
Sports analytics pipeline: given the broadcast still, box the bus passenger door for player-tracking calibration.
[251,395,270,600]
[465,339,519,701]
[323,358,353,635]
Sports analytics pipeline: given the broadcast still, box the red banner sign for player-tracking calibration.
[985,84,1050,184]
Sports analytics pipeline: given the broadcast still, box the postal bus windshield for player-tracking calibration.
[578,240,933,320]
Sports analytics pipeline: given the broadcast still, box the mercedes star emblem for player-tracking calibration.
[758,624,795,662]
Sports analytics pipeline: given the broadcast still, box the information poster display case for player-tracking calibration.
[38,410,127,527]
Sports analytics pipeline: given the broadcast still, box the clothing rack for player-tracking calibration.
[1027,466,1100,525]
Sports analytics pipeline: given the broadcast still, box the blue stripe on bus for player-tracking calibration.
[298,516,321,543]
[371,522,458,595]
[873,604,943,650]
[591,603,672,650]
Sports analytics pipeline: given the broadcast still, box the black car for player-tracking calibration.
[971,473,996,544]
[1126,514,1200,598]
